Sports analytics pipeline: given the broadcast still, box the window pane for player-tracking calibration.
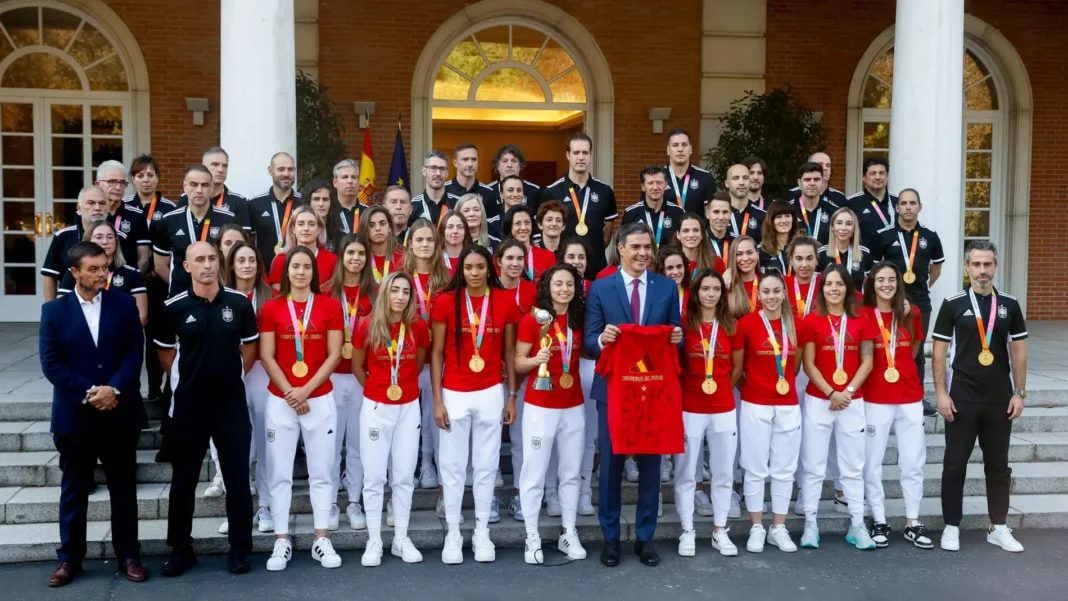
[1,104,34,133]
[965,152,991,179]
[964,209,989,238]
[5,266,36,295]
[52,170,84,200]
[42,8,82,49]
[512,27,545,65]
[0,30,14,62]
[3,233,35,263]
[443,38,485,79]
[963,50,990,89]
[2,136,34,166]
[966,123,993,149]
[863,121,890,149]
[52,137,83,167]
[861,76,892,109]
[475,68,545,103]
[91,138,122,166]
[533,39,574,80]
[3,201,35,231]
[549,68,586,103]
[67,23,115,67]
[870,49,894,85]
[0,7,39,47]
[2,168,34,198]
[965,78,998,110]
[52,200,78,230]
[86,55,128,91]
[966,181,990,208]
[0,54,81,90]
[91,106,122,135]
[474,26,509,64]
[432,65,470,100]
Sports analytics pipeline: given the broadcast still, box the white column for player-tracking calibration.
[220,0,297,198]
[888,0,964,313]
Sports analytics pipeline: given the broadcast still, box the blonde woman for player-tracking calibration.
[268,205,337,292]
[455,193,500,253]
[726,235,761,320]
[817,207,872,291]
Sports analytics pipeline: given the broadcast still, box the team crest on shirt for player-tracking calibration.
[591,192,600,203]
[663,217,673,229]
[749,217,758,229]
[222,308,233,322]
[689,179,699,190]
[369,428,379,441]
[152,211,162,221]
[820,212,829,223]
[112,275,124,287]
[998,305,1008,319]
[209,226,220,238]
[866,425,875,437]
[267,429,275,442]
[852,261,861,271]
[919,238,928,250]
[119,220,131,233]
[531,437,542,451]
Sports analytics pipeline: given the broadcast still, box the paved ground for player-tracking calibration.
[1,530,1066,601]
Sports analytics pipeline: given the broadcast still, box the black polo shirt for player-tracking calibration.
[708,230,735,264]
[730,205,765,245]
[409,191,456,228]
[789,197,840,246]
[748,197,770,213]
[621,200,685,247]
[58,263,146,296]
[110,203,151,270]
[540,175,618,276]
[759,246,790,275]
[846,189,898,251]
[337,201,370,237]
[445,178,499,224]
[789,185,849,209]
[124,192,178,235]
[247,189,301,264]
[663,164,716,218]
[874,222,945,312]
[42,222,86,279]
[151,205,241,297]
[154,286,259,412]
[176,185,251,229]
[816,244,873,290]
[932,287,1028,404]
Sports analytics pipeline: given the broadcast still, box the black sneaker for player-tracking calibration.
[904,523,934,549]
[869,522,891,548]
[922,400,937,418]
[161,546,197,577]
[227,547,251,574]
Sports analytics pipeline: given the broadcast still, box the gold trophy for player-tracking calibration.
[533,309,555,391]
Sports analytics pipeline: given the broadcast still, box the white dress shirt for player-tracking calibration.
[76,288,102,346]
[620,269,647,324]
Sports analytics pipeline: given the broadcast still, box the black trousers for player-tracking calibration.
[914,309,931,387]
[53,429,141,563]
[166,403,253,550]
[144,276,168,396]
[941,401,1013,526]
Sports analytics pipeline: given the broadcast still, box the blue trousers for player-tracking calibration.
[597,402,660,541]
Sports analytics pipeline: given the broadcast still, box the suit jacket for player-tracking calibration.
[583,269,682,403]
[40,289,147,434]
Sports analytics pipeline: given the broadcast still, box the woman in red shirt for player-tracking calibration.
[675,268,741,558]
[726,235,760,319]
[351,272,431,566]
[675,213,723,277]
[861,261,931,549]
[268,205,337,291]
[439,211,471,276]
[431,245,520,565]
[736,269,800,554]
[514,264,588,563]
[402,219,451,490]
[259,246,344,571]
[503,205,556,281]
[322,233,374,530]
[798,264,876,551]
[358,205,402,291]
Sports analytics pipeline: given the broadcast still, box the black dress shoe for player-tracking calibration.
[227,547,251,574]
[600,540,621,567]
[635,541,660,566]
[161,546,197,577]
[48,562,82,587]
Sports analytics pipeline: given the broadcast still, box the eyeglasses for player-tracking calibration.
[424,166,448,173]
[99,179,127,187]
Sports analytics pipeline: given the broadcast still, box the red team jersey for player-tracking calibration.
[596,265,620,280]
[259,294,344,398]
[353,318,431,404]
[411,272,442,323]
[503,279,537,317]
[799,311,879,398]
[739,278,763,313]
[334,285,373,375]
[688,258,727,278]
[268,249,338,288]
[737,312,799,405]
[528,245,557,281]
[861,305,925,404]
[679,318,741,414]
[431,288,521,392]
[784,275,820,319]
[518,313,583,409]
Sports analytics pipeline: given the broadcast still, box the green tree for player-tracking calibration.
[703,86,826,200]
[296,71,347,183]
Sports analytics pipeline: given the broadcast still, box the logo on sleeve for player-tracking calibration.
[222,308,233,322]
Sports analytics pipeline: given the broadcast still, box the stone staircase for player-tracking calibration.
[1,390,1066,563]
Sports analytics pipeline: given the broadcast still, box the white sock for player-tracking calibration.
[395,526,407,540]
[368,526,381,541]
[448,522,460,535]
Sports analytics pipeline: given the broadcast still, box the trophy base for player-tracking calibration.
[533,377,554,392]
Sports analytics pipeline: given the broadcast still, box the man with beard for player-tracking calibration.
[410,150,455,228]
[248,152,301,262]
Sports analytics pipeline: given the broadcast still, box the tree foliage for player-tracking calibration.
[296,71,347,184]
[703,86,827,200]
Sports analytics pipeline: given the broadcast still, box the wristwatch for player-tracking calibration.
[1014,389,1028,399]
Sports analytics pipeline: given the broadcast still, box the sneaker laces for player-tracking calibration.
[911,522,928,537]
[271,539,289,556]
[317,538,337,555]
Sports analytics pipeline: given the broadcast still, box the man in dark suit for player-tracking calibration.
[39,242,147,587]
[584,222,683,567]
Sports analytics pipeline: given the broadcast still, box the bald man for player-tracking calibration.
[726,164,765,245]
[156,241,260,576]
[248,152,303,263]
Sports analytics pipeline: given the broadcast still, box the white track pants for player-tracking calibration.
[739,401,801,515]
[330,374,364,504]
[246,362,271,508]
[520,403,585,535]
[865,401,926,523]
[547,358,598,495]
[360,397,420,532]
[676,410,737,529]
[801,394,866,524]
[509,381,527,488]
[419,365,438,470]
[438,385,504,525]
[266,392,336,535]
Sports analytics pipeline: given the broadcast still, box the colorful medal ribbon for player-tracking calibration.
[897,230,919,278]
[828,314,848,385]
[645,209,665,246]
[834,245,854,270]
[271,198,293,248]
[969,288,998,364]
[670,172,690,207]
[185,209,211,243]
[759,310,789,385]
[526,247,535,281]
[870,200,891,228]
[106,271,113,290]
[793,276,817,318]
[385,323,407,387]
[215,190,226,208]
[146,193,159,225]
[874,309,897,369]
[344,289,360,347]
[465,287,490,365]
[552,319,573,377]
[412,274,430,320]
[799,203,821,239]
[567,187,591,233]
[732,211,751,238]
[747,278,758,313]
[372,255,391,285]
[701,320,720,385]
[286,293,314,373]
[442,252,452,271]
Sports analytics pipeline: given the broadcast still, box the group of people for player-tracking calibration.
[39,128,1029,587]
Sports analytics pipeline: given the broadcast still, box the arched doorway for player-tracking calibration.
[0,0,148,319]
[846,16,1032,300]
[411,0,613,192]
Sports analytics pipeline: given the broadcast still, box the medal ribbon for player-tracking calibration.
[372,256,391,285]
[834,245,854,270]
[465,288,490,360]
[442,252,452,271]
[567,187,591,232]
[759,311,789,382]
[731,211,751,238]
[969,288,998,354]
[897,230,919,275]
[552,319,573,375]
[747,278,758,312]
[800,204,821,239]
[712,236,730,259]
[271,199,293,246]
[526,247,535,281]
[146,193,158,224]
[870,200,891,228]
[874,310,897,368]
[343,289,360,345]
[793,276,817,318]
[701,320,720,382]
[113,215,122,234]
[645,208,665,245]
[670,172,690,207]
[286,293,315,366]
[385,323,407,385]
[215,190,226,208]
[828,314,847,376]
[412,274,430,320]
[106,271,113,290]
[185,209,211,243]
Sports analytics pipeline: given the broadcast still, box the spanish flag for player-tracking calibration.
[358,122,376,205]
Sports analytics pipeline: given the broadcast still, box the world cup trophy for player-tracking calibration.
[532,309,555,391]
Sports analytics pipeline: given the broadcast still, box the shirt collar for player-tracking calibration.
[75,288,102,306]
[621,269,647,287]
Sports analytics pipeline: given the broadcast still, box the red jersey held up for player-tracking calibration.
[259,294,344,398]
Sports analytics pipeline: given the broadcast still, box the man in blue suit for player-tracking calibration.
[584,221,682,567]
[39,242,147,587]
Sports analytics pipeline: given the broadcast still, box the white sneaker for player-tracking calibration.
[204,475,225,498]
[361,538,383,567]
[524,533,544,565]
[694,490,713,517]
[266,538,292,571]
[559,530,586,560]
[435,496,465,524]
[729,491,742,519]
[472,528,495,562]
[987,525,1024,553]
[624,457,640,483]
[392,536,423,563]
[442,530,464,564]
[712,528,738,556]
[767,524,798,553]
[578,491,595,516]
[660,456,672,482]
[489,498,501,523]
[312,536,342,568]
[386,499,395,527]
[800,521,820,549]
[846,524,877,550]
[702,463,711,483]
[832,494,872,516]
[328,504,340,531]
[941,525,960,551]
[546,490,562,517]
[678,529,696,557]
[420,464,439,489]
[746,524,767,553]
[508,495,523,521]
[217,519,229,534]
[495,469,504,488]
[256,507,274,532]
[658,492,664,517]
[347,502,367,530]
[465,466,474,487]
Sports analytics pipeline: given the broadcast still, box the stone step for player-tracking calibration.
[2,494,1065,563]
[0,421,162,452]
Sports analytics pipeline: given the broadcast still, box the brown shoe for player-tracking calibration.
[117,558,148,583]
[47,562,81,587]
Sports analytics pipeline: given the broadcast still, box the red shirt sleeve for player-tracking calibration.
[352,316,370,350]
[321,297,344,331]
[413,318,430,348]
[517,314,538,345]
[258,299,276,333]
[431,292,454,324]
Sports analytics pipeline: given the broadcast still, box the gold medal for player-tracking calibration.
[701,379,718,395]
[291,360,309,378]
[575,223,588,236]
[832,369,848,386]
[978,350,994,366]
[883,367,900,383]
[274,242,283,255]
[386,384,403,401]
[775,378,790,395]
[902,271,916,284]
[559,373,574,389]
[469,355,485,372]
[341,342,353,359]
